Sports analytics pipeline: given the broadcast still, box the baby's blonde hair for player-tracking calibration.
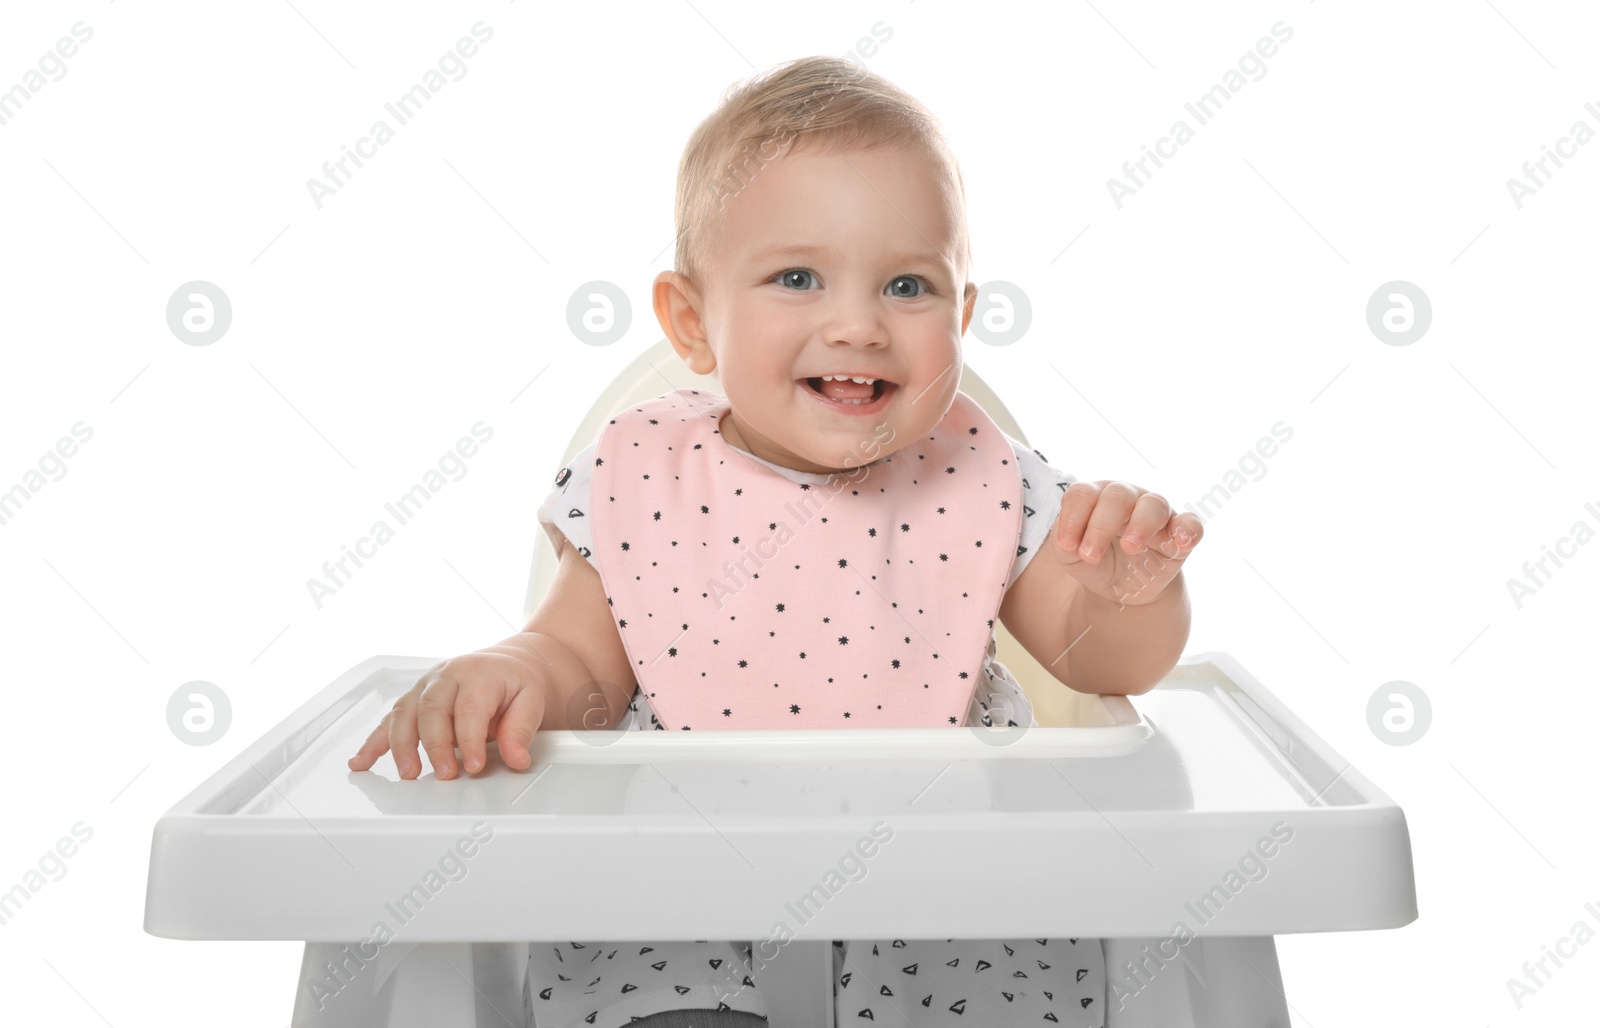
[672,55,971,288]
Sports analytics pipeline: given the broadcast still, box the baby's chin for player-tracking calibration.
[788,429,903,474]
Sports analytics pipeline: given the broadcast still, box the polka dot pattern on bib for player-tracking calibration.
[588,390,1024,730]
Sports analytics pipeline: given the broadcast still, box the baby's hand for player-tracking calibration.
[1050,481,1203,607]
[346,649,551,779]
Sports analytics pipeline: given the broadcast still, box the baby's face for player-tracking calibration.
[687,143,975,475]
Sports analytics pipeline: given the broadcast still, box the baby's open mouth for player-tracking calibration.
[802,375,891,405]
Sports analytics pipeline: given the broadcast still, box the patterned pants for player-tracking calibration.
[835,938,1106,1026]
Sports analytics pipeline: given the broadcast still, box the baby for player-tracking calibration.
[350,54,1202,1028]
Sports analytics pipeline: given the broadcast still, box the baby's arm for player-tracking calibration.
[347,535,637,778]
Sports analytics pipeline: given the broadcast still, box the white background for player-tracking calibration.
[2,1,1597,1025]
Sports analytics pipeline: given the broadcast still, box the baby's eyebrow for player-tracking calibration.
[749,242,949,267]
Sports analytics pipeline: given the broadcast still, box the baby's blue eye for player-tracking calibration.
[887,275,928,298]
[775,269,818,290]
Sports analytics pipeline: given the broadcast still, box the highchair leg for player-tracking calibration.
[753,938,835,1028]
[1103,936,1291,1028]
[290,941,524,1027]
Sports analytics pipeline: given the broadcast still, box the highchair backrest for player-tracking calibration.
[522,338,1114,728]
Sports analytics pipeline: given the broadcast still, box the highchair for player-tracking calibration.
[144,341,1419,1027]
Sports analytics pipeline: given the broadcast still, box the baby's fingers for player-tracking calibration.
[415,682,460,779]
[454,682,502,775]
[1054,481,1103,555]
[1118,493,1174,553]
[347,715,394,771]
[386,691,427,780]
[1072,482,1141,562]
[1147,512,1205,559]
[495,684,546,771]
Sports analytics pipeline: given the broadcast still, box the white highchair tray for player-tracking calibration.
[145,651,1416,943]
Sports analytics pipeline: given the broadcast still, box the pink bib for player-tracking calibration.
[589,389,1023,730]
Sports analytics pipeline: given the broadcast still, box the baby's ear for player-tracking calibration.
[653,271,716,375]
[678,340,717,378]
